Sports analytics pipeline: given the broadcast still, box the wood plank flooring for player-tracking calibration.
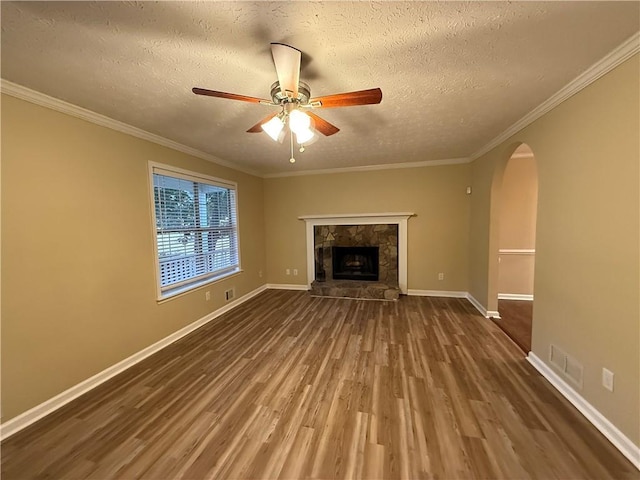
[1,290,636,479]
[495,299,533,352]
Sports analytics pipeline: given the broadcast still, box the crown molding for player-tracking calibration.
[1,78,469,179]
[4,30,637,178]
[263,157,471,179]
[471,31,640,161]
[0,79,262,178]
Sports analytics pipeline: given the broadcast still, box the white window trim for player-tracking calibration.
[148,161,241,301]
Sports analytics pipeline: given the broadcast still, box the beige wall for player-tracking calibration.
[499,156,538,248]
[497,255,535,295]
[3,55,638,454]
[498,155,538,295]
[264,165,471,291]
[1,94,266,421]
[469,55,639,445]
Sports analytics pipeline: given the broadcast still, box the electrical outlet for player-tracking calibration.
[293,268,298,276]
[286,268,290,275]
[602,368,614,392]
[225,288,235,302]
[438,273,444,281]
[205,291,211,301]
[258,270,263,278]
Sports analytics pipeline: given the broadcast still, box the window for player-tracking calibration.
[150,164,240,299]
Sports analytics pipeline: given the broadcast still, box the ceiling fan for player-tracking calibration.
[193,43,383,163]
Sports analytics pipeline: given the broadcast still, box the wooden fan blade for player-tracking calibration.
[192,87,269,104]
[307,112,340,136]
[271,43,301,97]
[311,88,382,108]
[246,113,278,133]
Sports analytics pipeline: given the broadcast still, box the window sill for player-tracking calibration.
[156,268,243,304]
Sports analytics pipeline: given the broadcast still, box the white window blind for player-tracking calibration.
[151,165,239,297]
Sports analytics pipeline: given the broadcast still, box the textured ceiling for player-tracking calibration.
[1,1,638,176]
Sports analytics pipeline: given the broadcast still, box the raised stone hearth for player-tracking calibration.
[310,280,400,301]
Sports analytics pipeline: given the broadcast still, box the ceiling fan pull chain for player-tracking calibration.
[289,130,296,163]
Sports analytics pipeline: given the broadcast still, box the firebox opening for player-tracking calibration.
[332,246,379,281]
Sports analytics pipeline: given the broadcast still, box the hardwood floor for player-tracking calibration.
[495,299,533,352]
[1,290,635,479]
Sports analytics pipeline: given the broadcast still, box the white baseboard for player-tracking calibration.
[407,289,467,298]
[0,284,269,441]
[465,293,500,318]
[8,286,636,472]
[407,290,500,319]
[498,293,534,301]
[266,283,309,291]
[527,352,640,470]
[465,293,487,316]
[406,290,502,319]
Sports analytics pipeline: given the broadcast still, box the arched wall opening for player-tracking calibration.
[489,142,538,352]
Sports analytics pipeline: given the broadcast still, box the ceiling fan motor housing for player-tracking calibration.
[270,81,311,105]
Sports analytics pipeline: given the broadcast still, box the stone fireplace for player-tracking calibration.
[314,224,397,283]
[300,213,413,300]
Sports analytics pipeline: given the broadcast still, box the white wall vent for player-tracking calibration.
[565,355,584,389]
[549,344,583,390]
[549,344,566,371]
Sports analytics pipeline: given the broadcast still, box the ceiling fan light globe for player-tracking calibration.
[262,116,285,142]
[296,128,315,145]
[289,109,311,134]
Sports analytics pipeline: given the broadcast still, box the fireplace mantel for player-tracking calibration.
[299,213,414,294]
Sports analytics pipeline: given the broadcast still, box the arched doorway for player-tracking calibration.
[492,143,538,352]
